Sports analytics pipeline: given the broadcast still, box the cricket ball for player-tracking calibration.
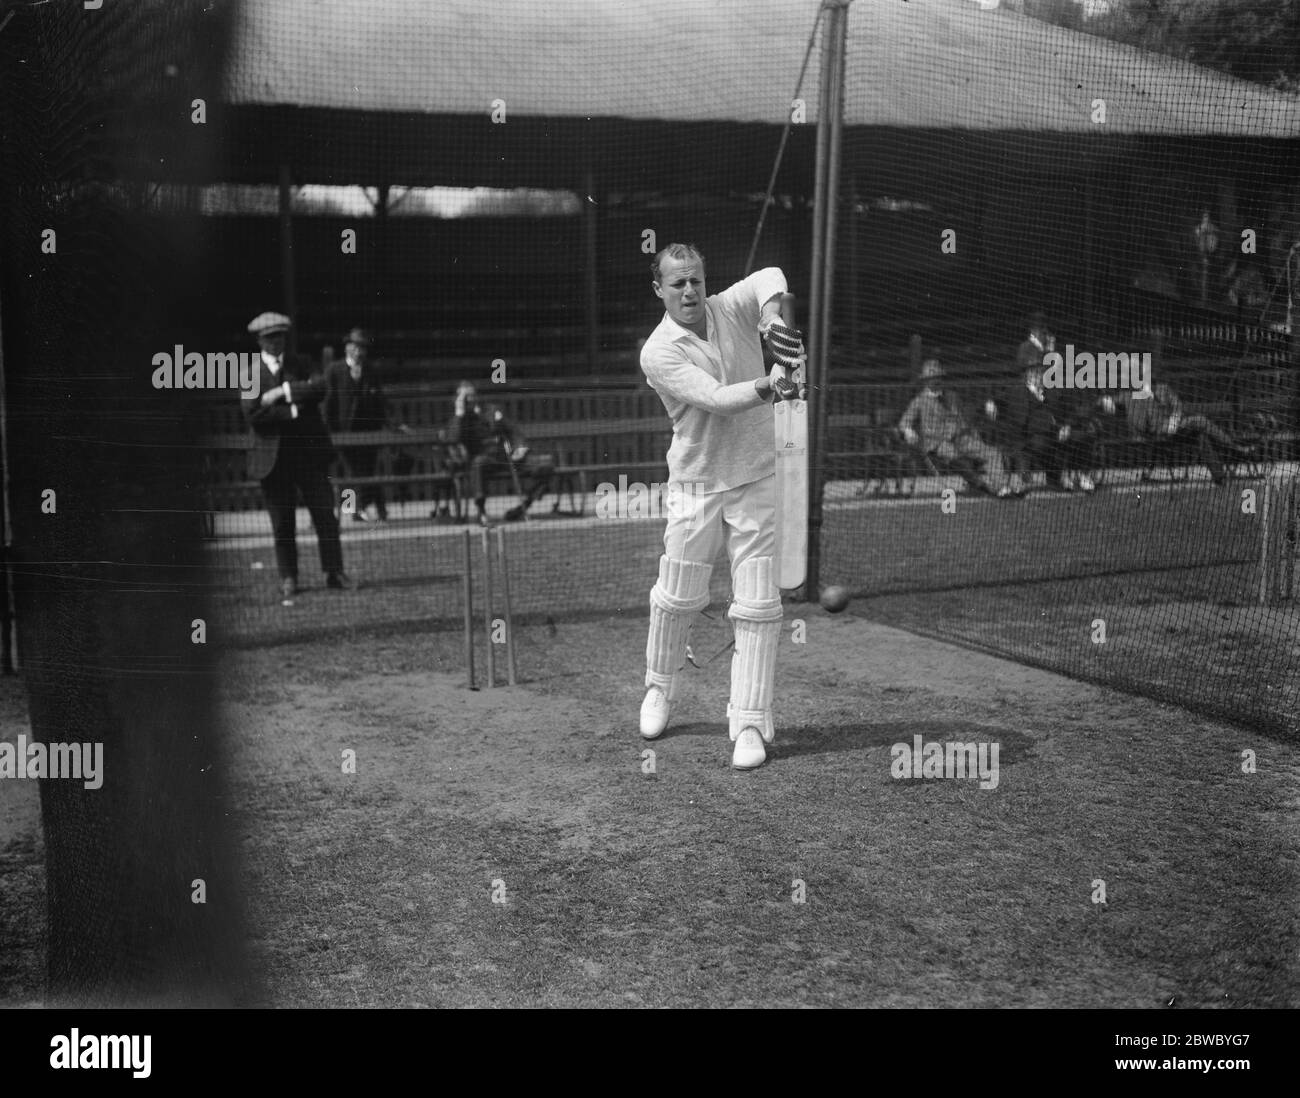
[820,585,850,613]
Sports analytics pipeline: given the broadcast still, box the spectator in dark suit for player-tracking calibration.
[241,312,353,603]
[449,381,555,526]
[324,327,398,523]
[1015,310,1055,376]
[1047,383,1105,492]
[496,416,556,523]
[1004,311,1099,490]
[991,361,1094,493]
[450,381,502,527]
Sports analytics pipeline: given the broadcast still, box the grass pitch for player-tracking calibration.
[203,608,1298,1007]
[3,604,1297,1006]
[5,474,1297,1007]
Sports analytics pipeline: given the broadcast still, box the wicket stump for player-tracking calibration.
[1260,473,1298,605]
[463,526,518,687]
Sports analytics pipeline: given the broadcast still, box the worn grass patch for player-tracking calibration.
[216,611,1300,1007]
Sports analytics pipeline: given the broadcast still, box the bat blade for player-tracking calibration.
[773,292,807,589]
[774,398,808,589]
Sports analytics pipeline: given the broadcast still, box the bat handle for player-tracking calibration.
[772,377,799,402]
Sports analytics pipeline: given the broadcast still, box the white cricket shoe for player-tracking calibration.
[1077,474,1096,493]
[639,686,670,740]
[732,727,767,770]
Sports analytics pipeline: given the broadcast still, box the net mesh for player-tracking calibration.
[0,0,247,1003]
[181,0,1300,737]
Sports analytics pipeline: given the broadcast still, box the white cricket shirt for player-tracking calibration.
[640,267,787,494]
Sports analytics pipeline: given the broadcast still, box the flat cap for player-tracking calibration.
[344,327,372,346]
[247,311,292,336]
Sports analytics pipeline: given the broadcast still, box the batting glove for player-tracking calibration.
[762,321,806,371]
[770,366,800,403]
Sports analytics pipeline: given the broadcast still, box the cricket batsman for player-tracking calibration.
[638,243,804,770]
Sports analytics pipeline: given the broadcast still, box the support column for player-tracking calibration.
[1082,168,1095,340]
[278,162,298,355]
[583,160,600,376]
[0,290,12,672]
[805,0,849,598]
[849,180,860,351]
[375,181,390,328]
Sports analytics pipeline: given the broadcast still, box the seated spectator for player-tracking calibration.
[494,413,556,523]
[989,362,1097,493]
[1050,383,1108,492]
[899,359,1014,498]
[1005,310,1106,490]
[1120,372,1255,486]
[448,381,555,526]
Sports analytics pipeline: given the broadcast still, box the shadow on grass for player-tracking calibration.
[650,719,1036,766]
[656,721,724,741]
[773,720,1037,762]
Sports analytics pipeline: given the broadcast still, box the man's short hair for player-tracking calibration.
[651,243,706,283]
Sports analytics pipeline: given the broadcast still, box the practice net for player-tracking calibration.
[185,0,1300,738]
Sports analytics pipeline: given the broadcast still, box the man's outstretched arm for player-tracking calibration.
[642,349,779,414]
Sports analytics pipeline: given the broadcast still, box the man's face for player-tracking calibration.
[346,341,368,366]
[654,254,706,334]
[258,331,286,358]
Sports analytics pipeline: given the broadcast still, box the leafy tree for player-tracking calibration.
[1019,0,1300,92]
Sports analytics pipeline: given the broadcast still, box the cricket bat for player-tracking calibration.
[772,293,808,590]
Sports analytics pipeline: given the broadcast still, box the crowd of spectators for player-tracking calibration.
[895,310,1257,497]
[241,314,558,603]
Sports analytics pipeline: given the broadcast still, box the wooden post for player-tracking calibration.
[1082,169,1095,340]
[496,527,517,686]
[278,162,298,356]
[805,0,849,599]
[373,182,390,350]
[375,182,389,288]
[583,161,600,376]
[0,291,12,672]
[849,180,860,352]
[462,529,476,689]
[1260,474,1297,605]
[909,333,923,375]
[481,526,496,687]
[804,12,830,600]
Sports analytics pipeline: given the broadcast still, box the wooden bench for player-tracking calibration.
[387,459,672,522]
[1094,400,1269,485]
[551,461,671,517]
[200,471,463,535]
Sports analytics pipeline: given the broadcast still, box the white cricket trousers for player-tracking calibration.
[663,473,776,567]
[645,473,782,743]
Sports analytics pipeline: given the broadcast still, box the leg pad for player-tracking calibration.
[645,556,713,696]
[727,557,782,743]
